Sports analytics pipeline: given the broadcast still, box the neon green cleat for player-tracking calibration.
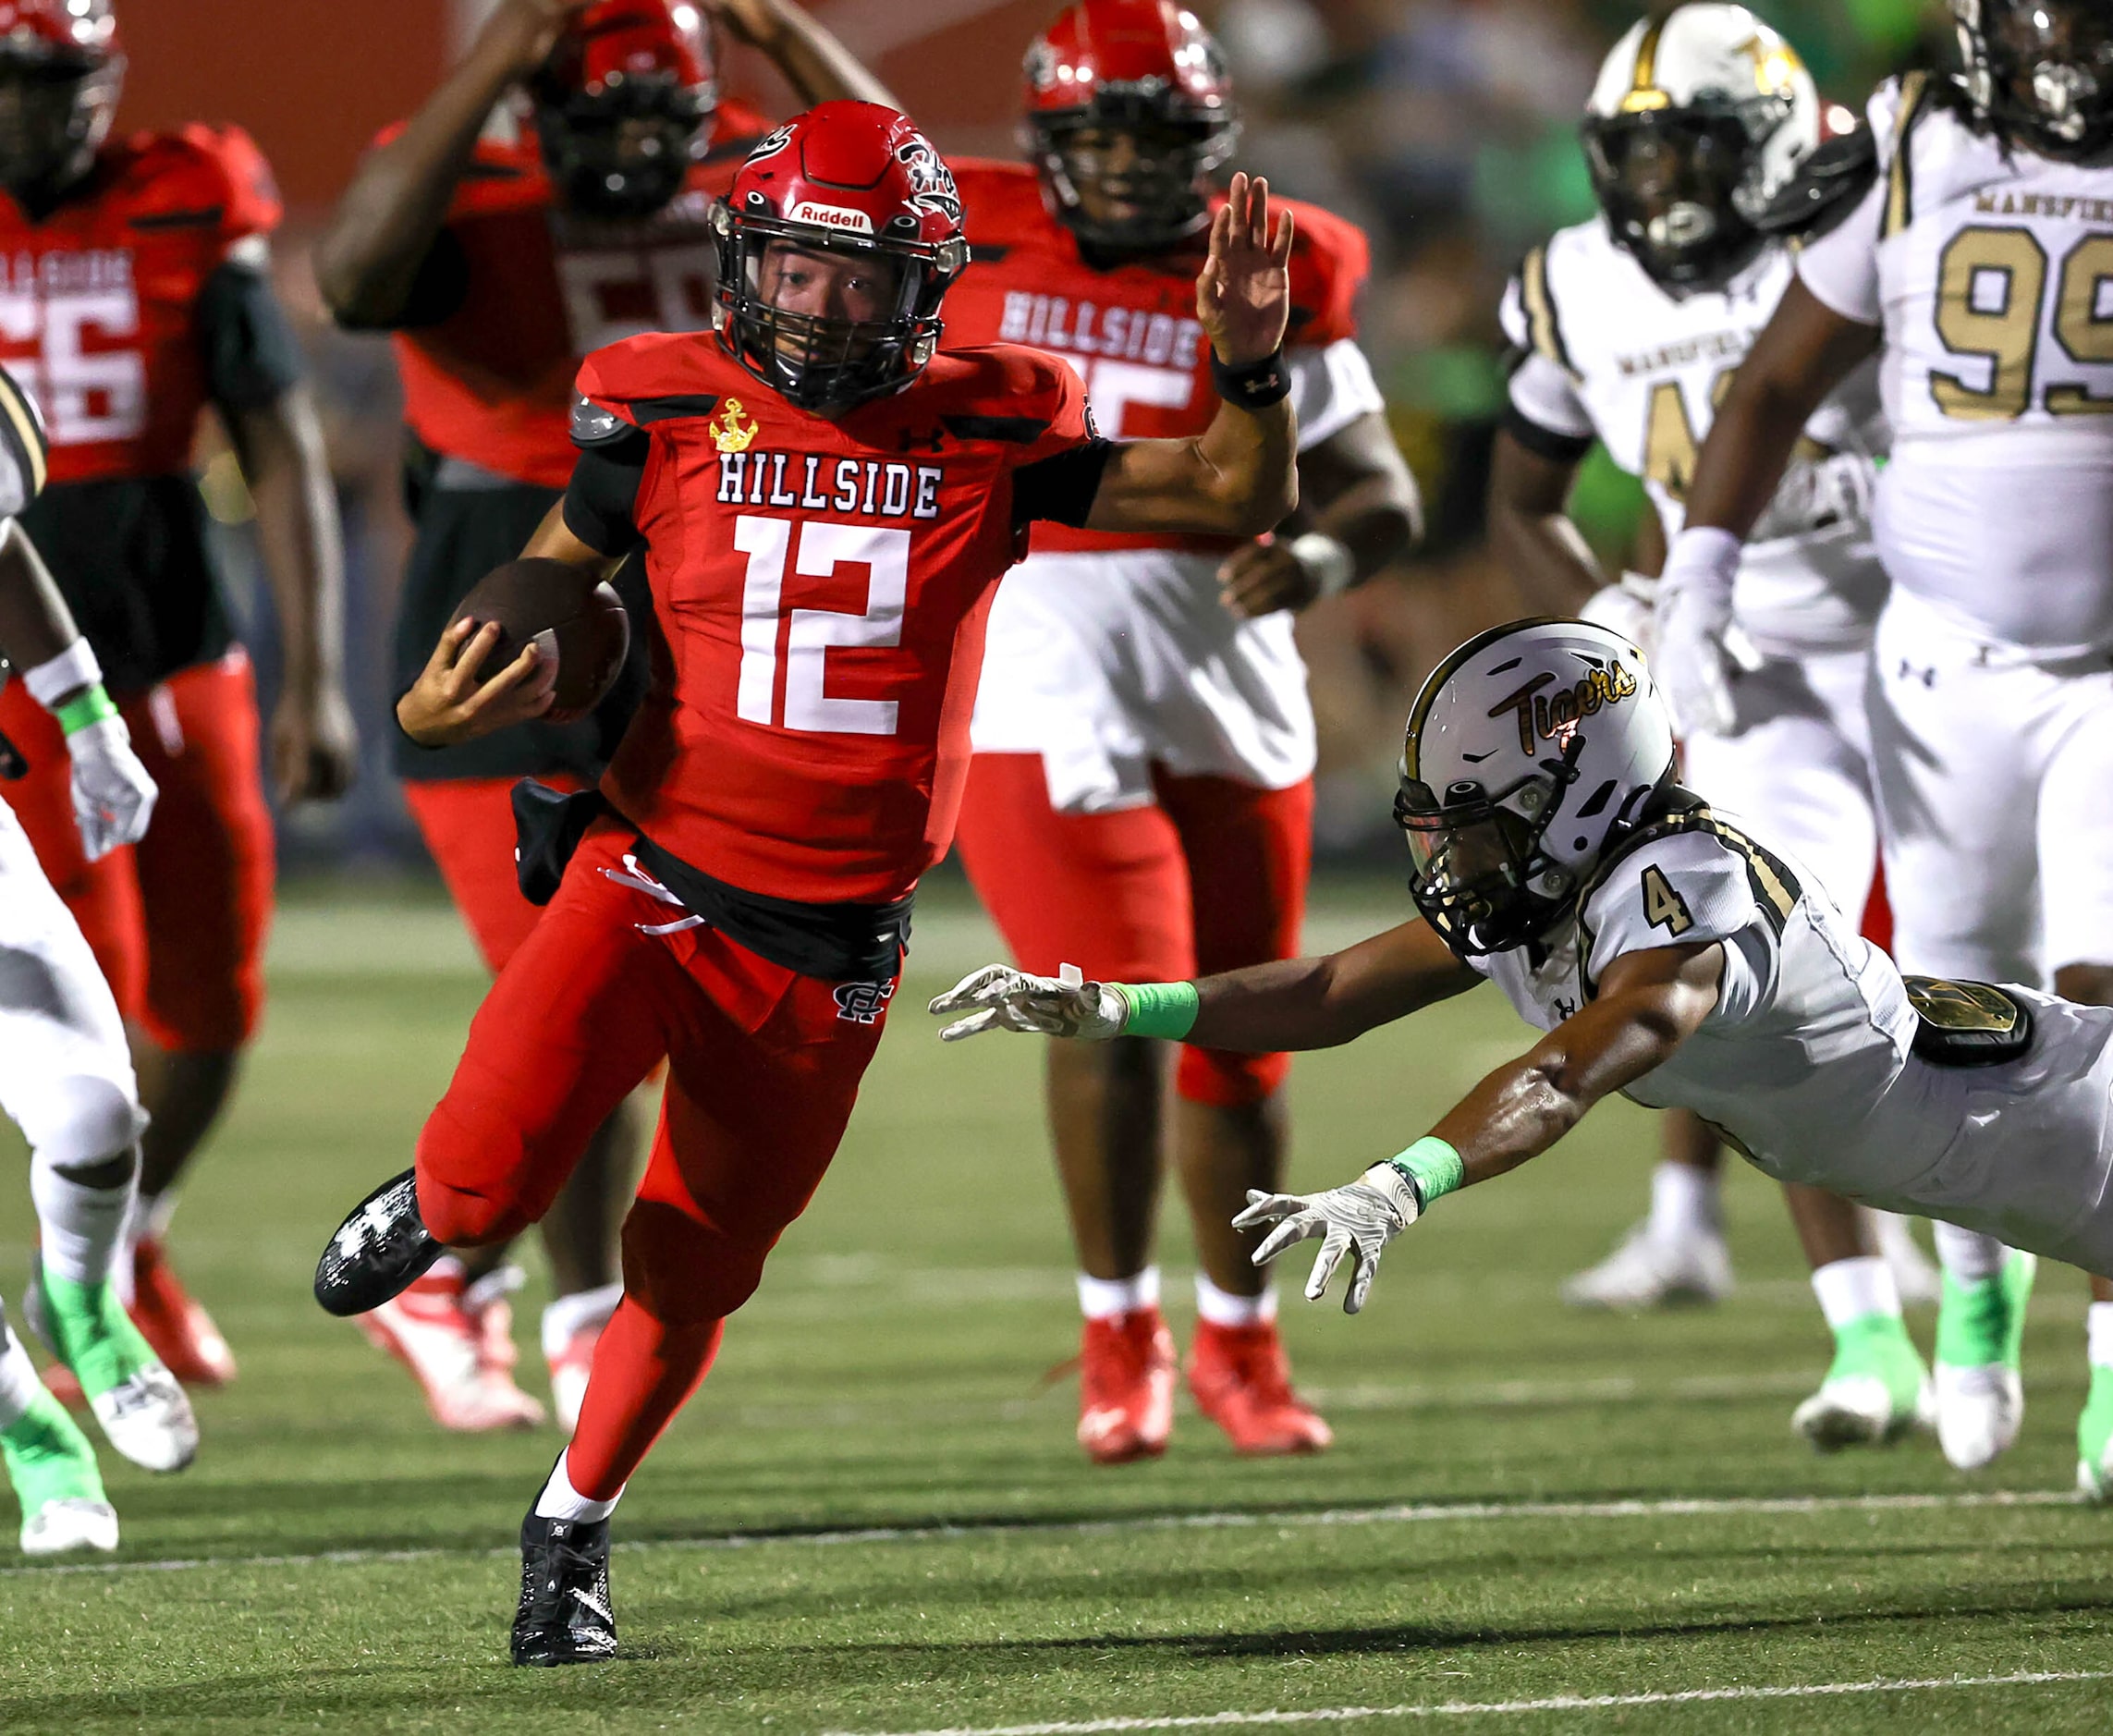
[1791,1313,1934,1451]
[27,1265,197,1473]
[1933,1251,2035,1471]
[1,1388,116,1555]
[2078,1365,2113,1502]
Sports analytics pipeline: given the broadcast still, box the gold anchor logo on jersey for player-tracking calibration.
[712,399,759,453]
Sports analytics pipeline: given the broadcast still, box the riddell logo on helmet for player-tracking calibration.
[1487,663,1638,756]
[787,200,874,234]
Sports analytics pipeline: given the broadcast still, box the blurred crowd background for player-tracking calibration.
[120,0,1954,873]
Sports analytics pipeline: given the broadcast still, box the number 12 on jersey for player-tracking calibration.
[734,515,910,737]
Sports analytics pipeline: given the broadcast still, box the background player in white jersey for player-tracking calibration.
[1488,6,1936,1447]
[932,620,2113,1501]
[1658,0,2113,1476]
[0,363,198,1551]
[939,0,1421,1464]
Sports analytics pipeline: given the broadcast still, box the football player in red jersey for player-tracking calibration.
[313,101,1301,1664]
[936,0,1420,1462]
[0,0,355,1394]
[313,0,893,1433]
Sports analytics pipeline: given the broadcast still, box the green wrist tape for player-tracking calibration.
[1387,1136,1464,1210]
[54,684,117,738]
[1116,979,1200,1041]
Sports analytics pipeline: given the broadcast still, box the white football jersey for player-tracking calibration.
[1502,223,1887,655]
[1470,801,2113,1269]
[1798,75,2113,654]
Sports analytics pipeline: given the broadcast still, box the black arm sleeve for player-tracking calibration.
[197,262,308,411]
[1010,437,1116,531]
[1501,402,1596,464]
[561,431,650,556]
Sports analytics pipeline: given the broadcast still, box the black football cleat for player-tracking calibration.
[511,1510,617,1667]
[312,1168,443,1317]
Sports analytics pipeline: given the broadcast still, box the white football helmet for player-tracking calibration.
[1395,619,1676,957]
[1582,4,1819,287]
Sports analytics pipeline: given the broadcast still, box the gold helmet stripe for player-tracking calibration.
[1619,15,1672,113]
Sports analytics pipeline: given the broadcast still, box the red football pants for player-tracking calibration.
[413,823,892,1497]
[402,774,586,973]
[0,650,274,1051]
[952,755,1313,1106]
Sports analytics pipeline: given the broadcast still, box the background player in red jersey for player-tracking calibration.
[938,0,1421,1463]
[0,0,355,1394]
[312,0,893,1433]
[314,101,1302,1665]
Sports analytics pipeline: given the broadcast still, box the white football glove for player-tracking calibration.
[1231,1163,1423,1315]
[66,714,157,860]
[1655,528,1762,738]
[929,962,1127,1044]
[1578,569,1660,662]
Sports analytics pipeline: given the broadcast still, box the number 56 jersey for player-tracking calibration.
[1798,74,2113,654]
[1501,222,1888,656]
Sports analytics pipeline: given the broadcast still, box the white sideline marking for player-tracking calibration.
[0,1486,2085,1580]
[821,1672,2113,1735]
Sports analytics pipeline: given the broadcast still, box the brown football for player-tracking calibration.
[450,557,629,725]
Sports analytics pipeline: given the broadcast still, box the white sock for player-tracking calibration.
[1810,1256,1901,1332]
[1077,1266,1159,1321]
[533,1449,623,1523]
[0,1321,45,1431]
[30,1156,133,1287]
[1649,1161,1719,1242]
[1932,1222,2009,1286]
[1195,1272,1276,1327]
[2088,1302,2113,1370]
[543,1281,625,1361]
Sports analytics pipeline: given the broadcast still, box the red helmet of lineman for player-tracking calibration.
[531,0,716,218]
[0,0,124,203]
[711,102,970,413]
[1020,0,1239,253]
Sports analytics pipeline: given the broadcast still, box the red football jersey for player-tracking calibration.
[0,126,281,483]
[940,159,1368,555]
[393,100,772,489]
[577,334,1093,904]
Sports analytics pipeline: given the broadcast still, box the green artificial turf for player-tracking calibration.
[0,880,2108,1733]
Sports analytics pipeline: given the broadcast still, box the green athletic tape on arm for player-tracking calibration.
[1117,980,1200,1041]
[54,685,117,738]
[1388,1136,1464,1209]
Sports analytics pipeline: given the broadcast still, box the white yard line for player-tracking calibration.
[0,1486,2084,1581]
[821,1671,2113,1736]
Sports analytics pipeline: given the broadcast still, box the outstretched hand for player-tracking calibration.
[1197,172,1294,367]
[1232,1165,1422,1315]
[927,963,1128,1044]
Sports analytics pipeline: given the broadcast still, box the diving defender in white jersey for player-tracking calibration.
[1657,0,2113,1476]
[0,361,196,1554]
[934,619,2113,1502]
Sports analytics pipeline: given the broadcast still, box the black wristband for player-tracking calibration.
[1210,347,1290,410]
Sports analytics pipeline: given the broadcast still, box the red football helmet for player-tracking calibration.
[712,102,969,414]
[0,0,123,206]
[1021,0,1238,255]
[531,0,715,219]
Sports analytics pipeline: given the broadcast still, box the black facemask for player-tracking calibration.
[535,73,706,221]
[1976,0,2113,160]
[0,58,109,211]
[1582,108,1765,290]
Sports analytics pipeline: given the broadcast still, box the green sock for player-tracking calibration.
[1827,1312,1928,1411]
[2080,1366,2113,1470]
[1935,1253,2034,1370]
[0,1390,107,1514]
[35,1270,156,1399]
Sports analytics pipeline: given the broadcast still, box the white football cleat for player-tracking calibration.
[1562,1222,1733,1310]
[1935,1363,2025,1470]
[20,1496,118,1556]
[88,1364,199,1473]
[1791,1326,1935,1452]
[546,1326,601,1436]
[358,1266,545,1433]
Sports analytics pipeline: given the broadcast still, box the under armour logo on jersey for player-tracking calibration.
[898,426,945,453]
[1897,659,1937,689]
[834,980,898,1024]
[1553,997,1578,1021]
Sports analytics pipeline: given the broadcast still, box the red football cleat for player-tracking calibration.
[1077,1306,1176,1465]
[545,1323,605,1435]
[129,1236,237,1388]
[357,1267,545,1432]
[1187,1317,1333,1456]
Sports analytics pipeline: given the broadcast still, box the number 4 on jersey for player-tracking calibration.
[1642,864,1695,936]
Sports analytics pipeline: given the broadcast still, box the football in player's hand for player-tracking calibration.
[451,558,629,725]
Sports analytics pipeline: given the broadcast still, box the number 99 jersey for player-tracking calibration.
[1798,73,2113,654]
[1501,222,1887,656]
